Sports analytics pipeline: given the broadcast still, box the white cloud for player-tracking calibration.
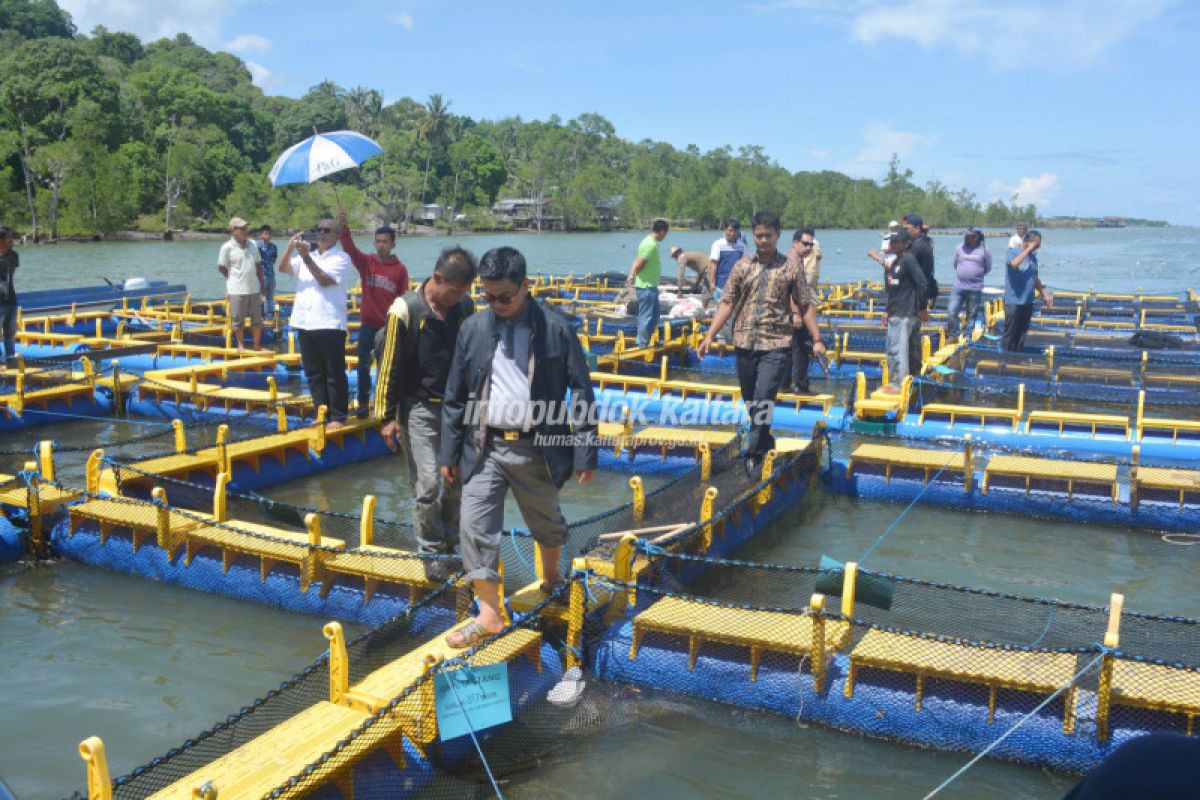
[59,0,248,48]
[225,33,271,56]
[752,0,1171,70]
[989,173,1061,207]
[391,12,414,30]
[843,122,937,177]
[244,60,273,87]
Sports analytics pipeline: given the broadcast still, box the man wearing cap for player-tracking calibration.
[217,217,265,352]
[880,230,928,394]
[625,219,669,346]
[671,246,711,294]
[869,221,900,267]
[948,228,992,340]
[902,213,937,375]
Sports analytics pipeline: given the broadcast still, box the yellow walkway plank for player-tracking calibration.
[845,629,1078,732]
[321,544,440,605]
[1132,467,1200,509]
[919,403,1021,430]
[591,371,661,396]
[1025,410,1131,440]
[776,391,836,414]
[1111,659,1200,736]
[0,483,81,513]
[982,455,1118,502]
[68,497,202,557]
[146,701,369,800]
[347,623,543,717]
[183,519,346,592]
[846,444,966,484]
[628,427,737,458]
[629,596,852,681]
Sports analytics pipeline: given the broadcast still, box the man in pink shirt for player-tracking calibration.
[338,209,410,417]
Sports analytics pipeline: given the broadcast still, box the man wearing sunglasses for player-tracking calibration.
[279,217,354,428]
[438,246,598,648]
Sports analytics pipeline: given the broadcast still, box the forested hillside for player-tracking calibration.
[0,0,1036,239]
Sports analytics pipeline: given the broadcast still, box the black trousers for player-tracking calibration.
[1001,303,1035,352]
[735,347,790,459]
[299,328,349,420]
[787,327,811,392]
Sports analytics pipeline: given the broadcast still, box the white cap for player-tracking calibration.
[888,220,900,229]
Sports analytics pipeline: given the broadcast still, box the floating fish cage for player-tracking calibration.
[2,277,1198,798]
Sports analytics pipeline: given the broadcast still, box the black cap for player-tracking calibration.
[888,231,911,244]
[903,213,924,227]
[964,226,984,240]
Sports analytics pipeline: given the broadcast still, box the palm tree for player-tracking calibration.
[417,93,450,203]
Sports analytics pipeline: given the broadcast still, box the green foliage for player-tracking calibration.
[0,0,1049,237]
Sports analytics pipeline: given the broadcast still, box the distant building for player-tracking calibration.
[416,203,445,224]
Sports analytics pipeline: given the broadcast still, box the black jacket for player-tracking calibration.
[438,298,598,488]
[373,283,474,424]
[908,234,938,308]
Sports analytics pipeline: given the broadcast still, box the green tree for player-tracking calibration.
[417,94,451,203]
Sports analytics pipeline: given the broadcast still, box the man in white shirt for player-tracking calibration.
[1008,222,1029,252]
[278,217,354,428]
[217,217,265,352]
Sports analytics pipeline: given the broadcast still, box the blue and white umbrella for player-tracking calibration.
[268,130,384,186]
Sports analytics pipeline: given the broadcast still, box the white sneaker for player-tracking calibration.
[546,666,586,707]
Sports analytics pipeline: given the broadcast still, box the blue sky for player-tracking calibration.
[61,0,1200,224]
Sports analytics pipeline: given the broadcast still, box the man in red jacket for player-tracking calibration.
[338,210,410,417]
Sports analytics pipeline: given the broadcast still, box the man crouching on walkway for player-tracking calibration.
[439,246,598,648]
[375,246,477,583]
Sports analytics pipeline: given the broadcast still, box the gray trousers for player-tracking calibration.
[459,434,568,584]
[401,399,460,555]
[886,316,917,386]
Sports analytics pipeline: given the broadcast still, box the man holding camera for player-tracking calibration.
[279,217,354,428]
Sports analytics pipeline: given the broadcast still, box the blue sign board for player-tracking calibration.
[434,662,512,741]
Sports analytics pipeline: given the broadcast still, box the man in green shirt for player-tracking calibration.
[625,218,669,345]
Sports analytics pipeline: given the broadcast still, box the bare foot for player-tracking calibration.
[326,420,345,431]
[879,384,901,395]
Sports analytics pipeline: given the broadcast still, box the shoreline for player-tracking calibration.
[15,223,1178,246]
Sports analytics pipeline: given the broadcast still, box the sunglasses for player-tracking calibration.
[314,226,334,234]
[484,287,523,305]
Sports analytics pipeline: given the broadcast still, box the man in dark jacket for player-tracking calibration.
[902,213,937,376]
[439,246,598,648]
[374,246,477,581]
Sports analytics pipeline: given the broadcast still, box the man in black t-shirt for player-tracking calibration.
[0,227,19,365]
[880,231,928,395]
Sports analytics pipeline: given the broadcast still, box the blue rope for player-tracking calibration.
[1028,604,1056,647]
[18,407,168,426]
[860,453,958,565]
[506,527,538,581]
[437,660,505,799]
[924,649,1106,799]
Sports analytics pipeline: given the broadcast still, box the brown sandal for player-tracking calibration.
[445,619,495,650]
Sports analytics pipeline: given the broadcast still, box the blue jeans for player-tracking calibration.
[636,287,660,346]
[0,304,16,361]
[261,272,276,319]
[946,288,982,340]
[886,316,917,386]
[357,323,381,410]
